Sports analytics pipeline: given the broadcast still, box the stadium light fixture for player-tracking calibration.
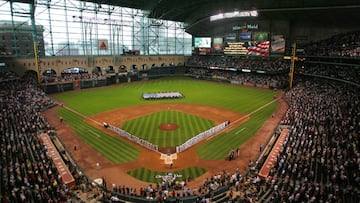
[210,10,258,21]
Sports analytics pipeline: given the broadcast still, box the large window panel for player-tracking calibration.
[0,0,192,56]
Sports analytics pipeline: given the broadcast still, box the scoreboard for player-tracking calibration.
[193,32,285,56]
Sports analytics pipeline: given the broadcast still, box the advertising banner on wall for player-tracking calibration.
[225,33,237,42]
[98,39,109,50]
[253,32,268,42]
[271,35,286,54]
[224,40,270,56]
[239,33,252,41]
[213,37,223,50]
[224,32,270,56]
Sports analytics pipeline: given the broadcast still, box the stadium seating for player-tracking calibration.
[255,77,360,203]
[187,56,289,72]
[301,30,360,57]
[1,31,359,201]
[0,71,101,202]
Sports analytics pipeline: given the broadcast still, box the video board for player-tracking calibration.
[194,37,211,48]
[194,31,285,56]
[224,32,270,56]
[213,37,223,50]
[239,33,251,41]
[270,35,286,53]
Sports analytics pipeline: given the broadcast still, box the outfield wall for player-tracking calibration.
[41,75,136,93]
[0,55,187,76]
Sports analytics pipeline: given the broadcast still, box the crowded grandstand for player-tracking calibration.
[0,0,359,202]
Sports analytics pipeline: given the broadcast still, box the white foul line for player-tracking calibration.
[235,127,246,135]
[88,129,101,138]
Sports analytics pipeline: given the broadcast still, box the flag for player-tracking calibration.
[247,40,270,56]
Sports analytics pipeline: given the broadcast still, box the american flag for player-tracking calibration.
[247,40,270,56]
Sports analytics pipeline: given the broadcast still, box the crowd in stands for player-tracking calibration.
[106,167,245,202]
[1,29,359,202]
[257,77,360,202]
[105,76,360,203]
[0,71,95,202]
[301,30,360,57]
[188,68,289,89]
[41,72,106,84]
[230,73,288,89]
[0,70,357,203]
[187,56,289,72]
[39,67,289,90]
[300,63,360,85]
[0,71,19,81]
[186,55,290,89]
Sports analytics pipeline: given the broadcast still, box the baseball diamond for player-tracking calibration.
[46,77,284,189]
[1,1,359,202]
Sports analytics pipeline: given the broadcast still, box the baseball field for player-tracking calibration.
[51,77,281,185]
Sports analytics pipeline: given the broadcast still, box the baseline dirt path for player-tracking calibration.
[43,91,288,191]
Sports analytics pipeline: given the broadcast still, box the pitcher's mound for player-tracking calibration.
[159,123,179,131]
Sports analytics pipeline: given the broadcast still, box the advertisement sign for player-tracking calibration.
[239,33,252,41]
[194,37,211,48]
[213,37,223,50]
[253,32,268,42]
[98,39,108,50]
[271,35,286,53]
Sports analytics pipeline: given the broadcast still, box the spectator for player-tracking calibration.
[0,71,95,202]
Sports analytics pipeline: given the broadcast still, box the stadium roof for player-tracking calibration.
[29,0,358,35]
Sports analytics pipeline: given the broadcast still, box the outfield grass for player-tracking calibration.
[122,110,214,147]
[55,77,276,116]
[127,167,207,183]
[57,107,141,163]
[196,101,278,160]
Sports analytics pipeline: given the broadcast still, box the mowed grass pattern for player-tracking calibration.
[57,108,141,163]
[196,101,278,160]
[55,78,276,116]
[122,110,214,147]
[127,167,207,183]
[54,78,278,161]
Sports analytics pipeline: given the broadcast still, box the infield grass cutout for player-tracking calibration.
[54,78,279,161]
[121,110,214,147]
